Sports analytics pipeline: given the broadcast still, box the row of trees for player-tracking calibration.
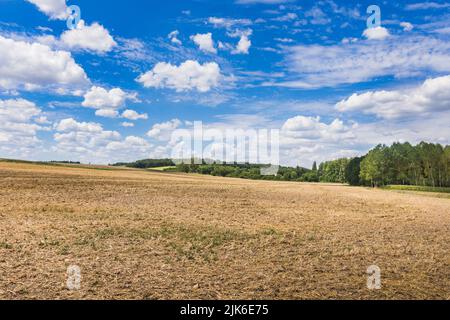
[175,162,313,182]
[175,142,450,187]
[113,158,175,169]
[318,158,349,184]
[319,142,450,187]
[360,142,450,187]
[114,142,450,188]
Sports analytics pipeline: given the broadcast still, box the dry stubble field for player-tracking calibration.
[0,161,449,300]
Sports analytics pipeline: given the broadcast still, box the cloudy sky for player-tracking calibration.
[0,0,450,167]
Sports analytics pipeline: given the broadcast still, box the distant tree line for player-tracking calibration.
[319,142,450,187]
[50,161,81,164]
[175,162,313,182]
[174,142,450,187]
[113,158,175,169]
[113,142,450,187]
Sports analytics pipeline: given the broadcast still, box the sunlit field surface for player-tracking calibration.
[0,161,449,300]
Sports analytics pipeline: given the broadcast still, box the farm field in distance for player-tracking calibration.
[0,161,449,300]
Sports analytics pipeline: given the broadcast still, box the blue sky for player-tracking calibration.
[0,0,450,167]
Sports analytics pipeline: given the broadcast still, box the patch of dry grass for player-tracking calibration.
[0,161,449,300]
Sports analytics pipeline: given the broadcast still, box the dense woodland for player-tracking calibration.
[357,142,450,187]
[173,162,312,181]
[311,142,450,187]
[114,142,450,188]
[113,158,175,169]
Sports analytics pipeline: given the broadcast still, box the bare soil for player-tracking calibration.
[0,162,448,300]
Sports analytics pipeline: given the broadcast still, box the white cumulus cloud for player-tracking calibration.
[106,136,150,151]
[363,26,390,40]
[55,118,104,133]
[168,30,182,45]
[137,60,221,92]
[60,20,116,54]
[190,33,217,54]
[147,119,182,141]
[400,22,414,32]
[121,122,135,128]
[0,35,89,91]
[282,116,354,141]
[53,118,153,163]
[336,75,450,119]
[232,30,252,55]
[122,109,148,121]
[0,98,47,158]
[235,37,251,54]
[26,0,68,20]
[82,86,137,112]
[95,109,119,118]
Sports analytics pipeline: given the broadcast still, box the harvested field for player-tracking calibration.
[0,161,449,300]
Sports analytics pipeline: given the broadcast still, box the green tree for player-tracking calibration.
[360,145,386,187]
[345,156,364,186]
